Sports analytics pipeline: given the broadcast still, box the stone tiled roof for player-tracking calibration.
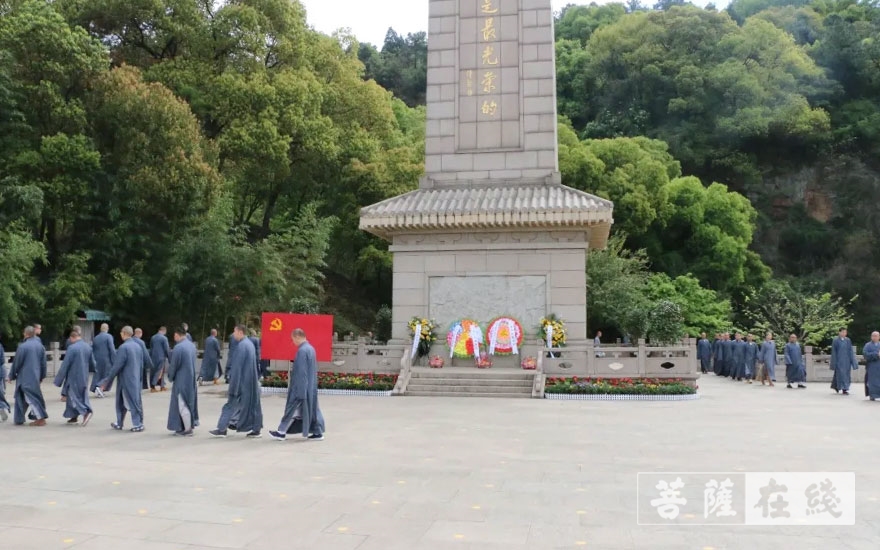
[360,183,614,246]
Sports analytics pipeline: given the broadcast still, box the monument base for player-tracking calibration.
[389,227,588,343]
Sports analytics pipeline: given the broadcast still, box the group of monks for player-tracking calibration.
[0,323,326,440]
[696,329,880,399]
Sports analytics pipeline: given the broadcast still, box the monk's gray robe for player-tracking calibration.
[745,342,758,379]
[149,333,171,388]
[54,340,95,418]
[101,338,145,428]
[9,337,48,424]
[758,341,777,380]
[91,331,116,392]
[0,343,10,414]
[731,339,747,380]
[200,336,222,381]
[278,342,324,437]
[226,334,238,382]
[167,338,197,432]
[863,341,880,400]
[712,339,724,375]
[132,336,154,390]
[722,339,735,377]
[830,336,859,392]
[248,336,263,376]
[697,338,711,373]
[784,343,806,383]
[217,338,262,433]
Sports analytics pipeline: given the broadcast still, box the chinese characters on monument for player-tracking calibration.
[458,0,522,150]
[637,473,855,525]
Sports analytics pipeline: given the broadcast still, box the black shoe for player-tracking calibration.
[246,431,261,438]
[269,430,286,441]
[786,384,793,389]
[130,425,145,432]
[227,424,237,431]
[111,422,123,430]
[308,433,324,441]
[174,429,194,437]
[842,389,848,395]
[209,429,227,438]
[67,417,79,424]
[28,412,36,421]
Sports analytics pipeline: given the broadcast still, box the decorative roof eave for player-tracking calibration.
[360,212,615,248]
[359,183,615,248]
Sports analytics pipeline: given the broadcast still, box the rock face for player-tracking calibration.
[359,0,614,344]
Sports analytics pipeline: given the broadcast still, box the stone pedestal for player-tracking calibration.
[360,0,614,347]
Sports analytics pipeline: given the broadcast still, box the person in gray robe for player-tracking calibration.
[199,329,222,385]
[210,325,262,438]
[830,328,859,395]
[53,328,95,426]
[757,332,777,386]
[722,333,735,377]
[167,327,198,436]
[150,327,171,392]
[730,333,747,381]
[91,324,115,396]
[132,328,154,391]
[270,328,325,441]
[0,335,10,422]
[100,326,146,432]
[744,334,758,382]
[712,333,723,375]
[863,332,880,401]
[783,334,807,389]
[9,326,49,425]
[697,333,712,374]
[182,323,193,342]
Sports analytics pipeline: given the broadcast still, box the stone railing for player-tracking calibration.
[799,347,865,383]
[538,338,700,382]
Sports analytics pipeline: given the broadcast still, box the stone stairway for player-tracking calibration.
[405,367,535,398]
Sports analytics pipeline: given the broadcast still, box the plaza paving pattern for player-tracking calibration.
[0,374,877,549]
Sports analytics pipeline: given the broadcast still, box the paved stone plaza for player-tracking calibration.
[1,375,877,550]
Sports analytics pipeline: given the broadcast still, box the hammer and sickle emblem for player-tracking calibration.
[269,318,283,331]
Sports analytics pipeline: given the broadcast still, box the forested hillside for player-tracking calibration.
[1,0,877,346]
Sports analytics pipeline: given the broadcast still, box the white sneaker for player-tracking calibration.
[95,388,105,398]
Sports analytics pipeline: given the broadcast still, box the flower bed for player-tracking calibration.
[262,372,398,392]
[544,377,696,396]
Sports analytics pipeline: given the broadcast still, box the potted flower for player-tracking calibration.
[521,356,537,370]
[429,355,444,369]
[476,352,493,369]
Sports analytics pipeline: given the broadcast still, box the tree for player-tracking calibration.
[742,279,855,348]
[647,300,685,344]
[644,273,733,335]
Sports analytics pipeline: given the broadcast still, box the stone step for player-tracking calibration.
[408,378,533,387]
[410,369,535,380]
[406,384,532,394]
[406,391,533,399]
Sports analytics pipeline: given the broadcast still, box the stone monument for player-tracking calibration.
[359,0,614,353]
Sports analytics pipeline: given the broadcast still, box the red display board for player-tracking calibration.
[260,313,334,362]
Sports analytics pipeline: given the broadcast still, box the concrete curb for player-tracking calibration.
[544,393,700,401]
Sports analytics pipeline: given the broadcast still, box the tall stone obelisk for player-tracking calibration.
[360,0,614,351]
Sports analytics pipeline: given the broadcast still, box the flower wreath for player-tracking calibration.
[486,316,523,356]
[447,319,483,359]
[540,314,567,348]
[408,317,437,358]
